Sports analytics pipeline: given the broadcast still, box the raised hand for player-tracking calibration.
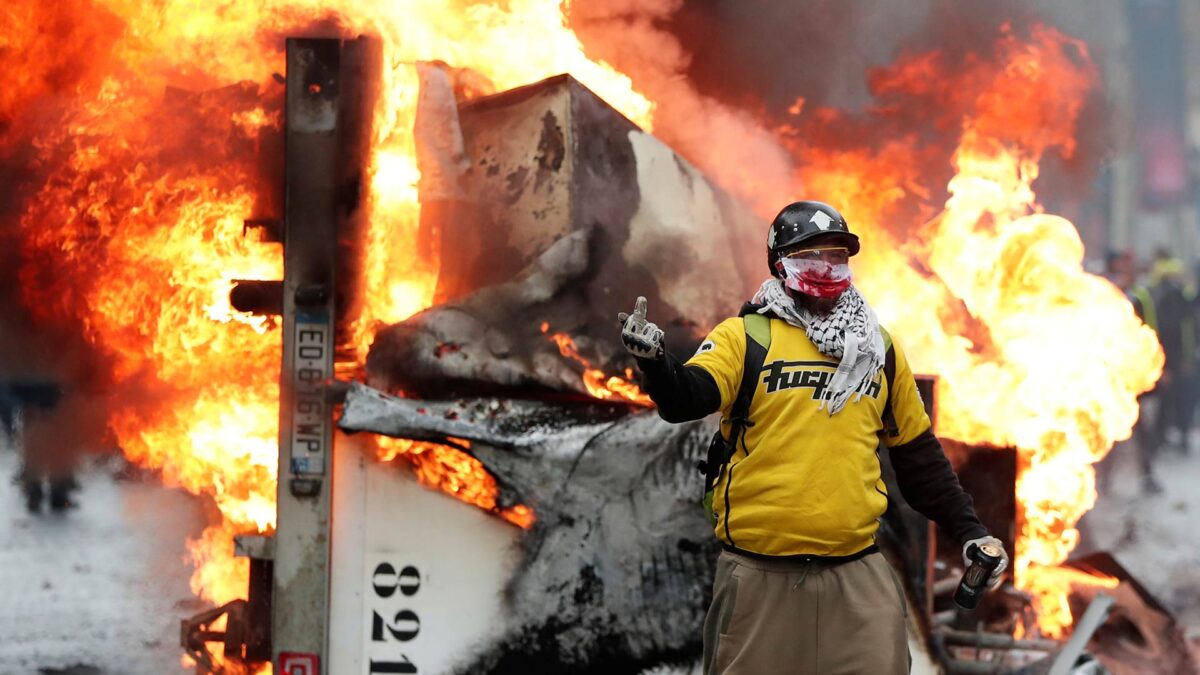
[618,296,665,359]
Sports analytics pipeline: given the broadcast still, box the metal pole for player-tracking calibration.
[939,628,1059,652]
[1047,593,1115,675]
[274,37,341,675]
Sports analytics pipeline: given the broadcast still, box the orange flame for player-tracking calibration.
[546,330,654,406]
[4,0,1160,650]
[3,0,647,636]
[1019,566,1120,638]
[375,437,535,528]
[794,24,1162,637]
[15,75,283,611]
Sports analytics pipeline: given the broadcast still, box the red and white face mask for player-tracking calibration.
[778,257,852,298]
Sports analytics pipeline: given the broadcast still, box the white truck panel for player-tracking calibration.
[330,435,521,675]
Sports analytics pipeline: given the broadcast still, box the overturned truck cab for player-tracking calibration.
[180,30,780,675]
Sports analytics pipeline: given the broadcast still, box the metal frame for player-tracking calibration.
[272,37,342,672]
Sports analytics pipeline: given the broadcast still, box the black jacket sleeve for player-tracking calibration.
[635,351,722,423]
[888,429,989,545]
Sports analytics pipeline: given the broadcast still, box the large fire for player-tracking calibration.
[792,24,1162,637]
[2,0,1159,659]
[3,0,650,615]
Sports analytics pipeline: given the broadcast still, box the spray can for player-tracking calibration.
[953,542,1003,610]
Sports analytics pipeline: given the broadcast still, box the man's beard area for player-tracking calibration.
[791,289,839,315]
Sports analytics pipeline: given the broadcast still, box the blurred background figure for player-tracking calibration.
[0,382,17,447]
[1099,249,1168,493]
[1,380,78,511]
[1105,248,1139,293]
[1147,252,1197,459]
[1106,250,1200,494]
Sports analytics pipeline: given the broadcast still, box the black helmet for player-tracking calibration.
[767,200,860,278]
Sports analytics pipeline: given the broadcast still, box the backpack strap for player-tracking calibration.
[733,313,771,423]
[722,313,770,470]
[880,326,898,438]
[700,312,771,507]
[714,312,771,540]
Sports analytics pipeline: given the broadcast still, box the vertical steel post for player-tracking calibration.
[275,38,340,673]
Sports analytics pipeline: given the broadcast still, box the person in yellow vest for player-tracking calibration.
[1147,256,1197,459]
[618,201,1007,675]
[1099,250,1164,493]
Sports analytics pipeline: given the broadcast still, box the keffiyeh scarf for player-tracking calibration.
[752,278,885,415]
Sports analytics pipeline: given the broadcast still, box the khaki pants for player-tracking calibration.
[703,549,908,675]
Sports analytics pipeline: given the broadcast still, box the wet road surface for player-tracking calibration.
[0,439,206,675]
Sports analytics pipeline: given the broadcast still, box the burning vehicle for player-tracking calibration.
[184,36,1183,674]
[2,2,1195,674]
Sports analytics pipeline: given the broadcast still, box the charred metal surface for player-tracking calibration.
[938,440,1017,565]
[243,218,284,243]
[341,382,630,448]
[339,384,719,674]
[925,440,1018,639]
[1064,553,1197,674]
[181,600,249,671]
[366,209,744,400]
[333,36,380,348]
[437,75,578,301]
[182,556,275,667]
[404,74,761,393]
[244,556,274,663]
[369,230,619,398]
[230,279,284,315]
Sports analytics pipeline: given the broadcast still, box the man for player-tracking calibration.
[1098,250,1164,493]
[1146,255,1196,460]
[4,380,78,511]
[618,201,1007,674]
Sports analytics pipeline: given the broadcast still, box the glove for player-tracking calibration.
[618,296,665,360]
[962,535,1009,590]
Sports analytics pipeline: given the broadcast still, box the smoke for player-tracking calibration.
[0,2,284,457]
[569,0,1112,228]
[565,0,795,217]
[666,1,920,114]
